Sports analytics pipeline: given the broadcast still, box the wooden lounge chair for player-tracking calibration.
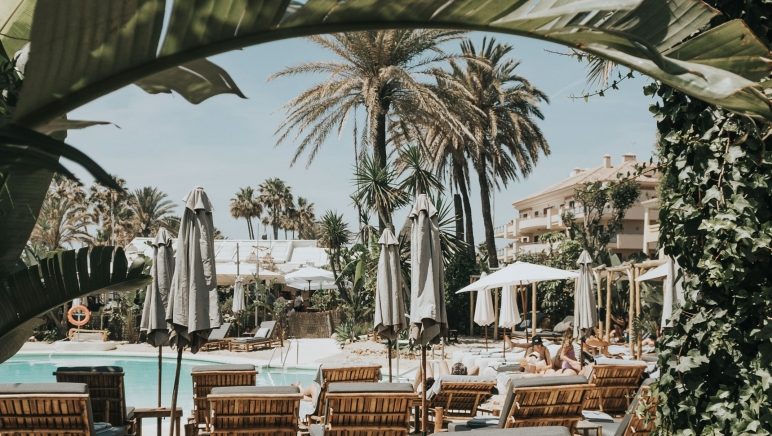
[613,379,657,436]
[228,320,279,352]
[0,382,127,435]
[583,359,647,413]
[447,427,571,435]
[306,363,383,423]
[310,382,417,435]
[54,366,136,433]
[425,375,497,424]
[501,375,593,432]
[200,322,232,351]
[190,364,257,431]
[207,385,302,435]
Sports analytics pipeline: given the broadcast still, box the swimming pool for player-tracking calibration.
[0,353,317,418]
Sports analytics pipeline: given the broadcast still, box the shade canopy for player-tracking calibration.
[636,262,668,282]
[457,261,579,293]
[286,279,337,291]
[284,266,334,283]
[573,250,598,337]
[215,262,284,286]
[636,257,684,326]
[140,227,174,347]
[498,285,522,329]
[166,187,220,353]
[374,228,407,341]
[408,194,447,345]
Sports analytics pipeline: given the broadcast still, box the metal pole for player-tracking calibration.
[421,346,427,435]
[157,346,162,436]
[388,339,393,382]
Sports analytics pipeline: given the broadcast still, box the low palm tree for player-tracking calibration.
[435,38,550,267]
[130,187,176,237]
[272,29,462,231]
[258,178,293,239]
[351,154,409,228]
[29,175,92,251]
[88,177,136,246]
[230,187,261,239]
[318,210,351,294]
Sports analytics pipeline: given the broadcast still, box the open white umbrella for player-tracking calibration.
[285,266,334,283]
[457,261,579,293]
[408,194,446,434]
[286,279,337,291]
[139,227,174,436]
[374,227,407,382]
[165,187,220,436]
[574,250,598,342]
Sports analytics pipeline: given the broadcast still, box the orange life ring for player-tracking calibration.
[67,304,91,327]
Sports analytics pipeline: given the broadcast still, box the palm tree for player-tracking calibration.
[230,187,261,239]
[295,197,316,239]
[434,38,550,267]
[29,175,92,251]
[129,187,176,237]
[272,29,462,230]
[280,202,298,239]
[88,177,136,246]
[318,210,351,294]
[258,178,293,240]
[351,154,409,227]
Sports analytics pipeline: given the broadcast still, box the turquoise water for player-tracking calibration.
[0,354,316,417]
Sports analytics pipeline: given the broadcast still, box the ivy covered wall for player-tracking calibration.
[651,2,771,433]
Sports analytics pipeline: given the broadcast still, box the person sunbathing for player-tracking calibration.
[413,360,477,392]
[504,334,552,368]
[547,331,580,375]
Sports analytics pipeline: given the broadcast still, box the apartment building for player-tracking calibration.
[496,153,660,263]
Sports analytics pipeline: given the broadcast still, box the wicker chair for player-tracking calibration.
[500,375,593,433]
[426,375,497,422]
[207,386,302,435]
[54,366,135,433]
[311,383,417,436]
[190,364,257,431]
[0,382,126,435]
[583,359,647,413]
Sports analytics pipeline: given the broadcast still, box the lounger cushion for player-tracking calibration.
[94,423,126,436]
[210,386,299,395]
[427,375,496,400]
[191,364,255,373]
[553,316,574,333]
[594,357,647,366]
[328,382,413,394]
[509,375,588,389]
[448,425,570,435]
[0,382,88,394]
[254,327,270,338]
[55,366,124,374]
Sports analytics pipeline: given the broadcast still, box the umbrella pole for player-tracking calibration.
[157,346,162,436]
[388,339,393,382]
[169,348,183,436]
[484,326,488,351]
[421,345,427,435]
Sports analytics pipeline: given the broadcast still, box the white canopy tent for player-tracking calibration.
[457,261,579,337]
[286,279,337,291]
[215,262,284,286]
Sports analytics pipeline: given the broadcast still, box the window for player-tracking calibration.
[534,235,539,242]
[535,211,540,217]
[569,201,575,208]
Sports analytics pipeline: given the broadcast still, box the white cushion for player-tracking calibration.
[255,327,270,338]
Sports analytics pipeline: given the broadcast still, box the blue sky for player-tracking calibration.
[68,32,657,243]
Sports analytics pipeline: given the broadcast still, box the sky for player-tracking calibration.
[67,31,658,244]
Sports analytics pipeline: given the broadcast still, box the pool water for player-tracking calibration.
[0,354,316,418]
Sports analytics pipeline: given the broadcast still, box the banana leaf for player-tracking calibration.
[135,58,246,104]
[0,246,151,362]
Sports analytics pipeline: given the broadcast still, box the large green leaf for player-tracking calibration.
[135,58,246,104]
[0,246,150,362]
[0,0,35,58]
[8,0,770,128]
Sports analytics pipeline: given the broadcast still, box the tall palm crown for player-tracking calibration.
[230,186,261,239]
[88,177,136,246]
[130,187,176,237]
[435,38,550,267]
[258,178,293,240]
[295,197,316,239]
[29,176,92,252]
[272,29,461,229]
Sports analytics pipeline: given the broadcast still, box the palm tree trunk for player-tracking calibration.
[373,102,390,232]
[273,213,279,239]
[475,162,499,268]
[246,218,254,240]
[453,193,464,240]
[456,169,475,256]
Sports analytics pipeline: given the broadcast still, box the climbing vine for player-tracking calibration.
[649,65,770,436]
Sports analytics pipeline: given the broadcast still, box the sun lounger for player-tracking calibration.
[190,364,257,431]
[612,379,657,435]
[200,322,232,351]
[54,366,136,433]
[426,375,497,424]
[207,385,302,435]
[447,426,571,435]
[583,359,647,413]
[228,320,280,352]
[310,382,417,435]
[0,382,127,435]
[305,363,383,423]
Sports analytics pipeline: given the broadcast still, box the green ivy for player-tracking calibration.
[648,84,771,434]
